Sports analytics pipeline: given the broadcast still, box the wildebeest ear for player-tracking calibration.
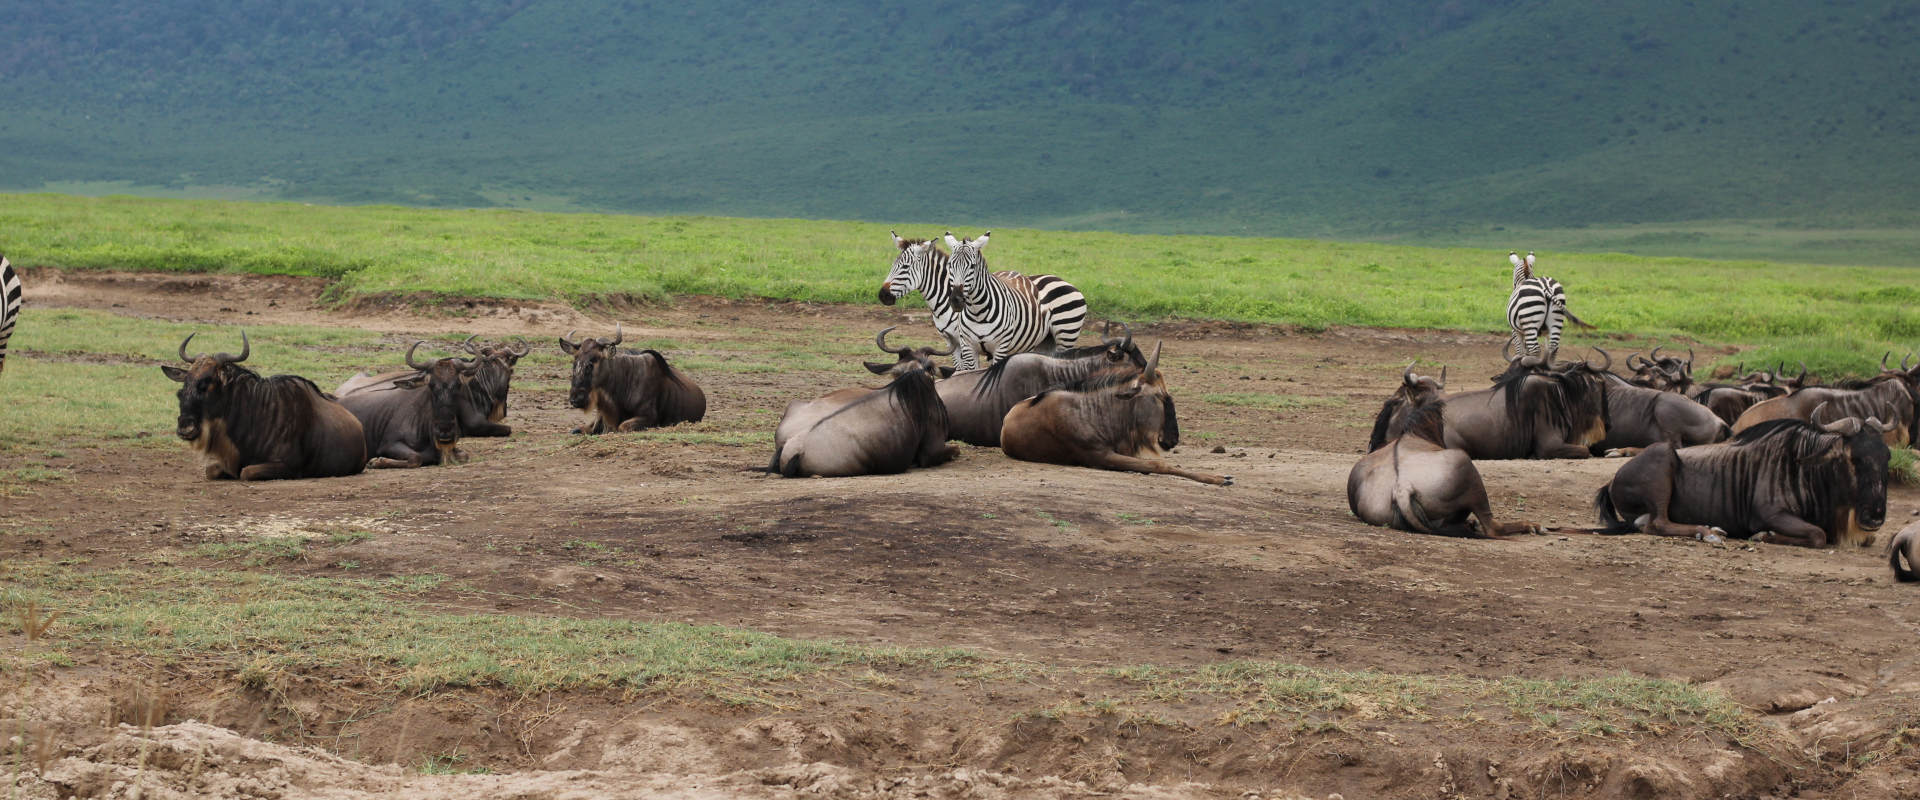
[1116,380,1142,399]
[862,361,892,375]
[938,366,955,379]
[161,365,191,382]
[558,337,577,355]
[394,376,427,390]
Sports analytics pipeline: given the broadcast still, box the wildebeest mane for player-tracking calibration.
[1726,418,1856,527]
[1367,394,1408,453]
[1398,398,1448,446]
[217,364,326,454]
[972,349,1141,400]
[1494,367,1600,446]
[884,365,948,433]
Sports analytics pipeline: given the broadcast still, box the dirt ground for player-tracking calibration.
[4,269,1918,799]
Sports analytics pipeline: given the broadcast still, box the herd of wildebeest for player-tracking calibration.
[7,241,1917,583]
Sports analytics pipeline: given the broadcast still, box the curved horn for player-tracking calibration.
[405,340,433,371]
[1142,340,1162,383]
[233,330,249,363]
[1404,361,1418,386]
[562,329,579,348]
[929,333,958,357]
[1591,346,1612,372]
[1439,366,1448,388]
[462,334,481,355]
[600,323,623,348]
[1626,352,1647,370]
[1905,354,1914,372]
[1650,344,1664,362]
[508,337,531,358]
[1501,338,1515,363]
[1883,352,1894,371]
[178,332,199,363]
[874,326,909,355]
[1105,320,1134,351]
[1797,362,1808,382]
[1811,401,1829,422]
[1684,347,1694,369]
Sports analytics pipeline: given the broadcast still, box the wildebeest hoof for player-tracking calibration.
[1604,448,1630,458]
[1696,531,1725,544]
[1220,475,1235,486]
[570,426,587,435]
[1751,530,1773,543]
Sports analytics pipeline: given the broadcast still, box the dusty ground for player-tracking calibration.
[4,269,1918,799]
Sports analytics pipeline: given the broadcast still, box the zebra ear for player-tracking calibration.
[892,230,906,249]
[1509,252,1524,270]
[944,232,961,250]
[1525,252,1536,269]
[975,231,991,249]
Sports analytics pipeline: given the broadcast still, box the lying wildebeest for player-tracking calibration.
[337,341,480,468]
[1891,521,1920,582]
[337,336,519,439]
[935,322,1148,446]
[770,329,956,477]
[862,326,958,378]
[1001,341,1230,485]
[1594,413,1893,547]
[1688,363,1789,425]
[1555,349,1729,456]
[1731,356,1916,446]
[160,331,366,480]
[1625,345,1694,393]
[560,325,707,434]
[1369,352,1606,459]
[457,335,531,433]
[1348,396,1540,538]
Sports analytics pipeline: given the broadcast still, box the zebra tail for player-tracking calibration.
[1562,307,1597,329]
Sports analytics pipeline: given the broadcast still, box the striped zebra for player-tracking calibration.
[1505,250,1593,364]
[0,254,19,375]
[942,231,1087,370]
[878,232,981,370]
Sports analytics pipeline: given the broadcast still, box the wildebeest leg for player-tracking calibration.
[616,413,659,432]
[238,462,294,481]
[1457,478,1540,538]
[1086,452,1233,486]
[205,463,236,480]
[1603,447,1645,458]
[1750,512,1828,548]
[1620,446,1723,540]
[571,417,608,435]
[1534,437,1592,459]
[366,442,428,469]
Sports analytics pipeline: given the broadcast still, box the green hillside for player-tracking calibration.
[3,1,1918,256]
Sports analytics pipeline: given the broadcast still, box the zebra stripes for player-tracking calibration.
[1504,251,1590,363]
[0,255,20,375]
[943,231,1087,371]
[880,232,981,370]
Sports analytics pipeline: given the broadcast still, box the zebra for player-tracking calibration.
[942,231,1087,370]
[878,232,981,370]
[0,254,19,376]
[1504,250,1593,364]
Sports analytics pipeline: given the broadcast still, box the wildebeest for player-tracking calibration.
[559,325,707,434]
[937,322,1148,446]
[770,329,956,477]
[1689,364,1789,425]
[1625,345,1694,393]
[337,341,480,468]
[862,326,958,378]
[1348,396,1540,538]
[1555,349,1729,456]
[1369,354,1606,459]
[457,335,531,433]
[1594,415,1893,547]
[1731,357,1916,446]
[1001,341,1230,485]
[1890,521,1920,582]
[160,331,366,480]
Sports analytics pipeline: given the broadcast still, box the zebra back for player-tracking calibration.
[945,232,1087,364]
[0,255,20,375]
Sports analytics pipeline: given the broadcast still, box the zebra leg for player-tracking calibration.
[952,339,979,371]
[1521,327,1542,360]
[1546,307,1565,363]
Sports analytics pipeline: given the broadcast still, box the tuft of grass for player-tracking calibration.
[1201,393,1346,411]
[1891,448,1918,487]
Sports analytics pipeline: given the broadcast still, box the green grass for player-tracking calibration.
[1201,393,1346,411]
[9,194,1920,380]
[1891,448,1918,487]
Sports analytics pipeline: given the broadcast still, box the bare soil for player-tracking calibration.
[5,269,1918,799]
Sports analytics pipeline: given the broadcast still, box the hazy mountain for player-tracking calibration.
[4,0,1916,238]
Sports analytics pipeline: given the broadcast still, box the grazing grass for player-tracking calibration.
[8,195,1920,376]
[1890,449,1918,487]
[3,559,1765,740]
[1200,393,1346,411]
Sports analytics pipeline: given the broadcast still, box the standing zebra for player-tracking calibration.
[0,254,20,375]
[1505,250,1592,364]
[878,232,981,370]
[943,231,1087,370]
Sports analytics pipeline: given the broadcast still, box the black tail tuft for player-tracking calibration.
[1593,484,1635,533]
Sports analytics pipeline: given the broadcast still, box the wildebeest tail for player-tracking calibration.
[1891,527,1920,583]
[1392,484,1435,534]
[1593,484,1635,533]
[776,446,807,478]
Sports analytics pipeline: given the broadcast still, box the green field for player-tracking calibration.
[7,193,1918,377]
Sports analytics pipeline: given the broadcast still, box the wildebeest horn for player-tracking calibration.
[1626,352,1646,370]
[1500,338,1515,363]
[929,333,958,357]
[1403,361,1418,386]
[1590,346,1612,372]
[1904,353,1914,371]
[178,332,198,363]
[462,334,481,355]
[1439,366,1447,388]
[405,340,433,371]
[1797,362,1808,382]
[1650,345,1664,362]
[508,337,531,358]
[1811,401,1829,422]
[1142,340,1162,383]
[600,323,623,348]
[1883,352,1893,371]
[1105,320,1134,351]
[1871,416,1897,432]
[212,330,250,365]
[874,326,910,355]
